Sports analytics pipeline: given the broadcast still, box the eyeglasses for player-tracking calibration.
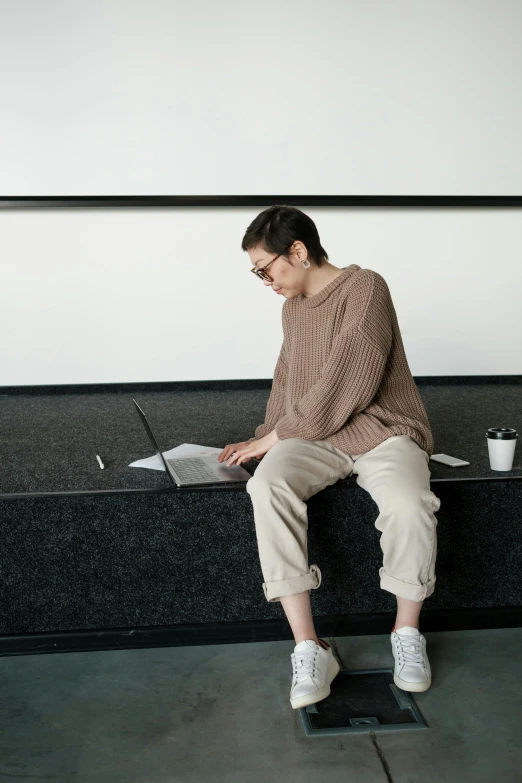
[250,253,281,283]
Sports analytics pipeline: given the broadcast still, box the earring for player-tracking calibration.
[301,258,311,268]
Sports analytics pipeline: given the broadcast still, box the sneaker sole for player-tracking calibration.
[290,655,340,710]
[393,671,432,692]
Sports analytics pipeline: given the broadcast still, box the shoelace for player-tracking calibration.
[395,633,425,665]
[291,648,318,682]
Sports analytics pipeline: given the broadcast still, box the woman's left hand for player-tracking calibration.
[225,430,279,467]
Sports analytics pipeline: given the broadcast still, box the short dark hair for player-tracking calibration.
[241,204,329,267]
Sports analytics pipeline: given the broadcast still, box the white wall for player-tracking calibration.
[1,206,520,386]
[1,0,521,196]
[1,1,520,385]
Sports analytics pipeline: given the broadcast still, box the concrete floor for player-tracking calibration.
[0,626,520,783]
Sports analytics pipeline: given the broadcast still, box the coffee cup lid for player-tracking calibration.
[485,427,518,440]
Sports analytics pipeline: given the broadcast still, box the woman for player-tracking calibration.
[218,205,441,710]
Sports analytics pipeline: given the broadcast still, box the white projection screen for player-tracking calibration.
[1,0,521,199]
[1,0,521,386]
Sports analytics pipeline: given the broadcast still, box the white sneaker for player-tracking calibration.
[290,638,340,709]
[391,626,432,692]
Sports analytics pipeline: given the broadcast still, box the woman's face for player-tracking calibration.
[248,242,310,299]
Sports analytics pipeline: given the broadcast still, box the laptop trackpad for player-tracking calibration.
[204,455,251,479]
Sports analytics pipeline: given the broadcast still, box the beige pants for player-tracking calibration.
[246,434,441,604]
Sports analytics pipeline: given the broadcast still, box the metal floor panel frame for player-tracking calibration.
[300,668,429,737]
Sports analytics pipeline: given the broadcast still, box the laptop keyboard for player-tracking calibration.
[167,457,218,483]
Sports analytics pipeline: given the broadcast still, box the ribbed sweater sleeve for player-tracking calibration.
[274,327,388,441]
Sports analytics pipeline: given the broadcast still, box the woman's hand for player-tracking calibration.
[218,430,280,467]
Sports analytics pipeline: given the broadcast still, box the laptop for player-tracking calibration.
[132,398,253,487]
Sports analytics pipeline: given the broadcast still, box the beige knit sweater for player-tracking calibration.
[248,264,434,457]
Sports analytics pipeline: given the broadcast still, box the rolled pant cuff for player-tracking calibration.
[379,567,436,602]
[263,564,322,603]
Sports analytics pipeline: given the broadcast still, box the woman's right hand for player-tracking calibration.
[217,440,254,463]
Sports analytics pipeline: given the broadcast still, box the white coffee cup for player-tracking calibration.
[485,427,518,471]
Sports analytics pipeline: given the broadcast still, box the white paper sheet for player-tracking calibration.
[129,443,222,471]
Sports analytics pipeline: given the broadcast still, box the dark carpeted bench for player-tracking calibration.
[0,377,520,655]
